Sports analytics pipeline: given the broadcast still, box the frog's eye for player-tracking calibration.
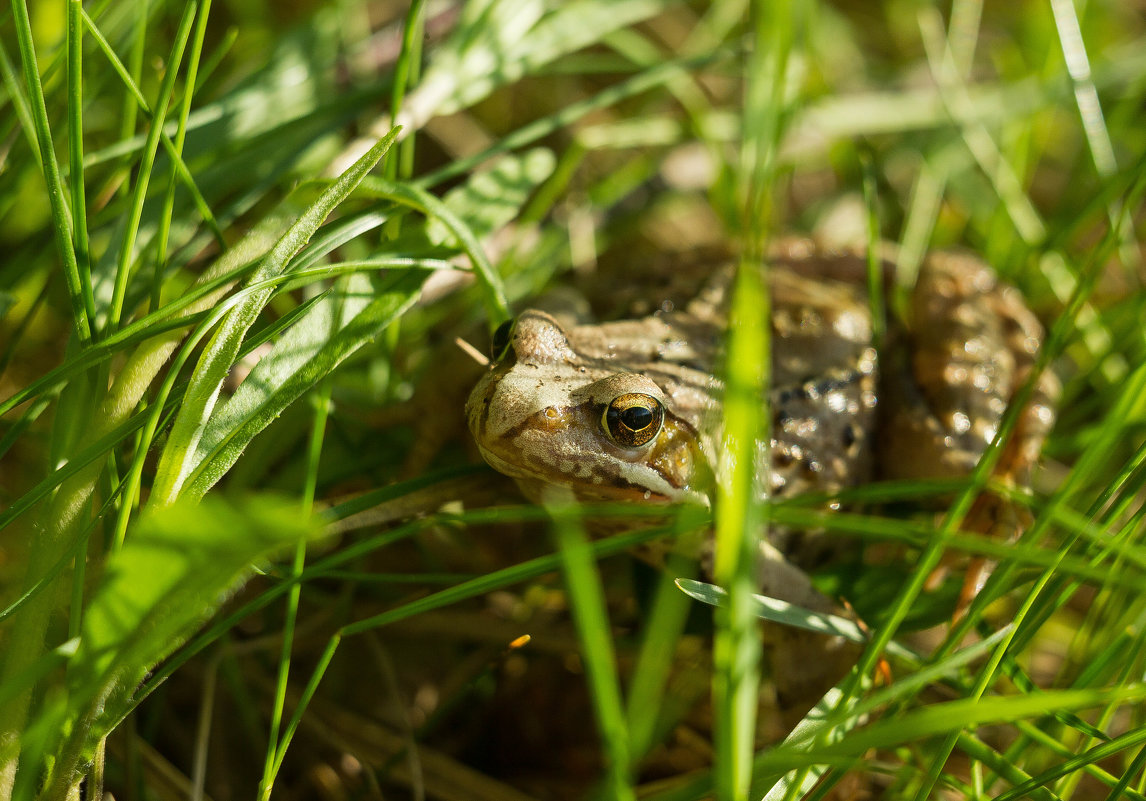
[490,318,515,361]
[603,393,664,447]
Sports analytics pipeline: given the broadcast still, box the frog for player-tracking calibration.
[464,237,1057,713]
[466,238,1055,509]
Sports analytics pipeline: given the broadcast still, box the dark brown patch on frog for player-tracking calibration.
[842,422,860,454]
[774,365,871,406]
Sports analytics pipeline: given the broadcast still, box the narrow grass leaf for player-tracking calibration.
[66,0,95,326]
[676,578,915,661]
[551,509,635,801]
[814,685,1146,760]
[626,550,698,764]
[992,724,1146,801]
[107,0,198,332]
[712,260,768,800]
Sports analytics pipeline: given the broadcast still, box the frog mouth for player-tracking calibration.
[475,441,709,507]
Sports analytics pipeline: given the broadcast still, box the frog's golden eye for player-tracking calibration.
[603,393,664,447]
[490,318,515,361]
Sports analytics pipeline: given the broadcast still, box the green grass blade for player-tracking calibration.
[551,508,635,801]
[386,0,426,181]
[106,0,197,332]
[66,0,95,327]
[152,0,214,311]
[80,7,224,247]
[626,550,698,764]
[257,376,331,801]
[992,724,1146,801]
[711,263,768,800]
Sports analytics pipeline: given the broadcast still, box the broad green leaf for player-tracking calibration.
[151,129,400,505]
[66,495,320,760]
[179,269,427,501]
[677,578,919,661]
[426,148,555,245]
[677,578,863,642]
[410,0,671,122]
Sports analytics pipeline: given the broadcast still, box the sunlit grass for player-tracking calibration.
[1,0,1144,799]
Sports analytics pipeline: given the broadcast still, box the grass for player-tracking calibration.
[1,0,1145,800]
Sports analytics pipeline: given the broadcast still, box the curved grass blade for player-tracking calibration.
[356,175,509,321]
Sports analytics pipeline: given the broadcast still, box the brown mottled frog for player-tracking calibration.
[465,238,1057,715]
[466,239,1056,512]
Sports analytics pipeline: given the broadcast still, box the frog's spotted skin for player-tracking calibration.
[466,241,1055,510]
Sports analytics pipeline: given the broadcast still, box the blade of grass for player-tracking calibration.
[711,0,787,796]
[266,634,341,784]
[152,0,214,311]
[550,507,635,801]
[119,0,148,168]
[386,0,426,181]
[626,545,701,763]
[712,262,768,801]
[993,723,1146,801]
[66,0,94,321]
[80,7,224,247]
[257,375,332,801]
[106,0,197,333]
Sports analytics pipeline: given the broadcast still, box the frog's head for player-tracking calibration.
[465,310,713,505]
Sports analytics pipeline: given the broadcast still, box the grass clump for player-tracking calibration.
[1,1,1144,800]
